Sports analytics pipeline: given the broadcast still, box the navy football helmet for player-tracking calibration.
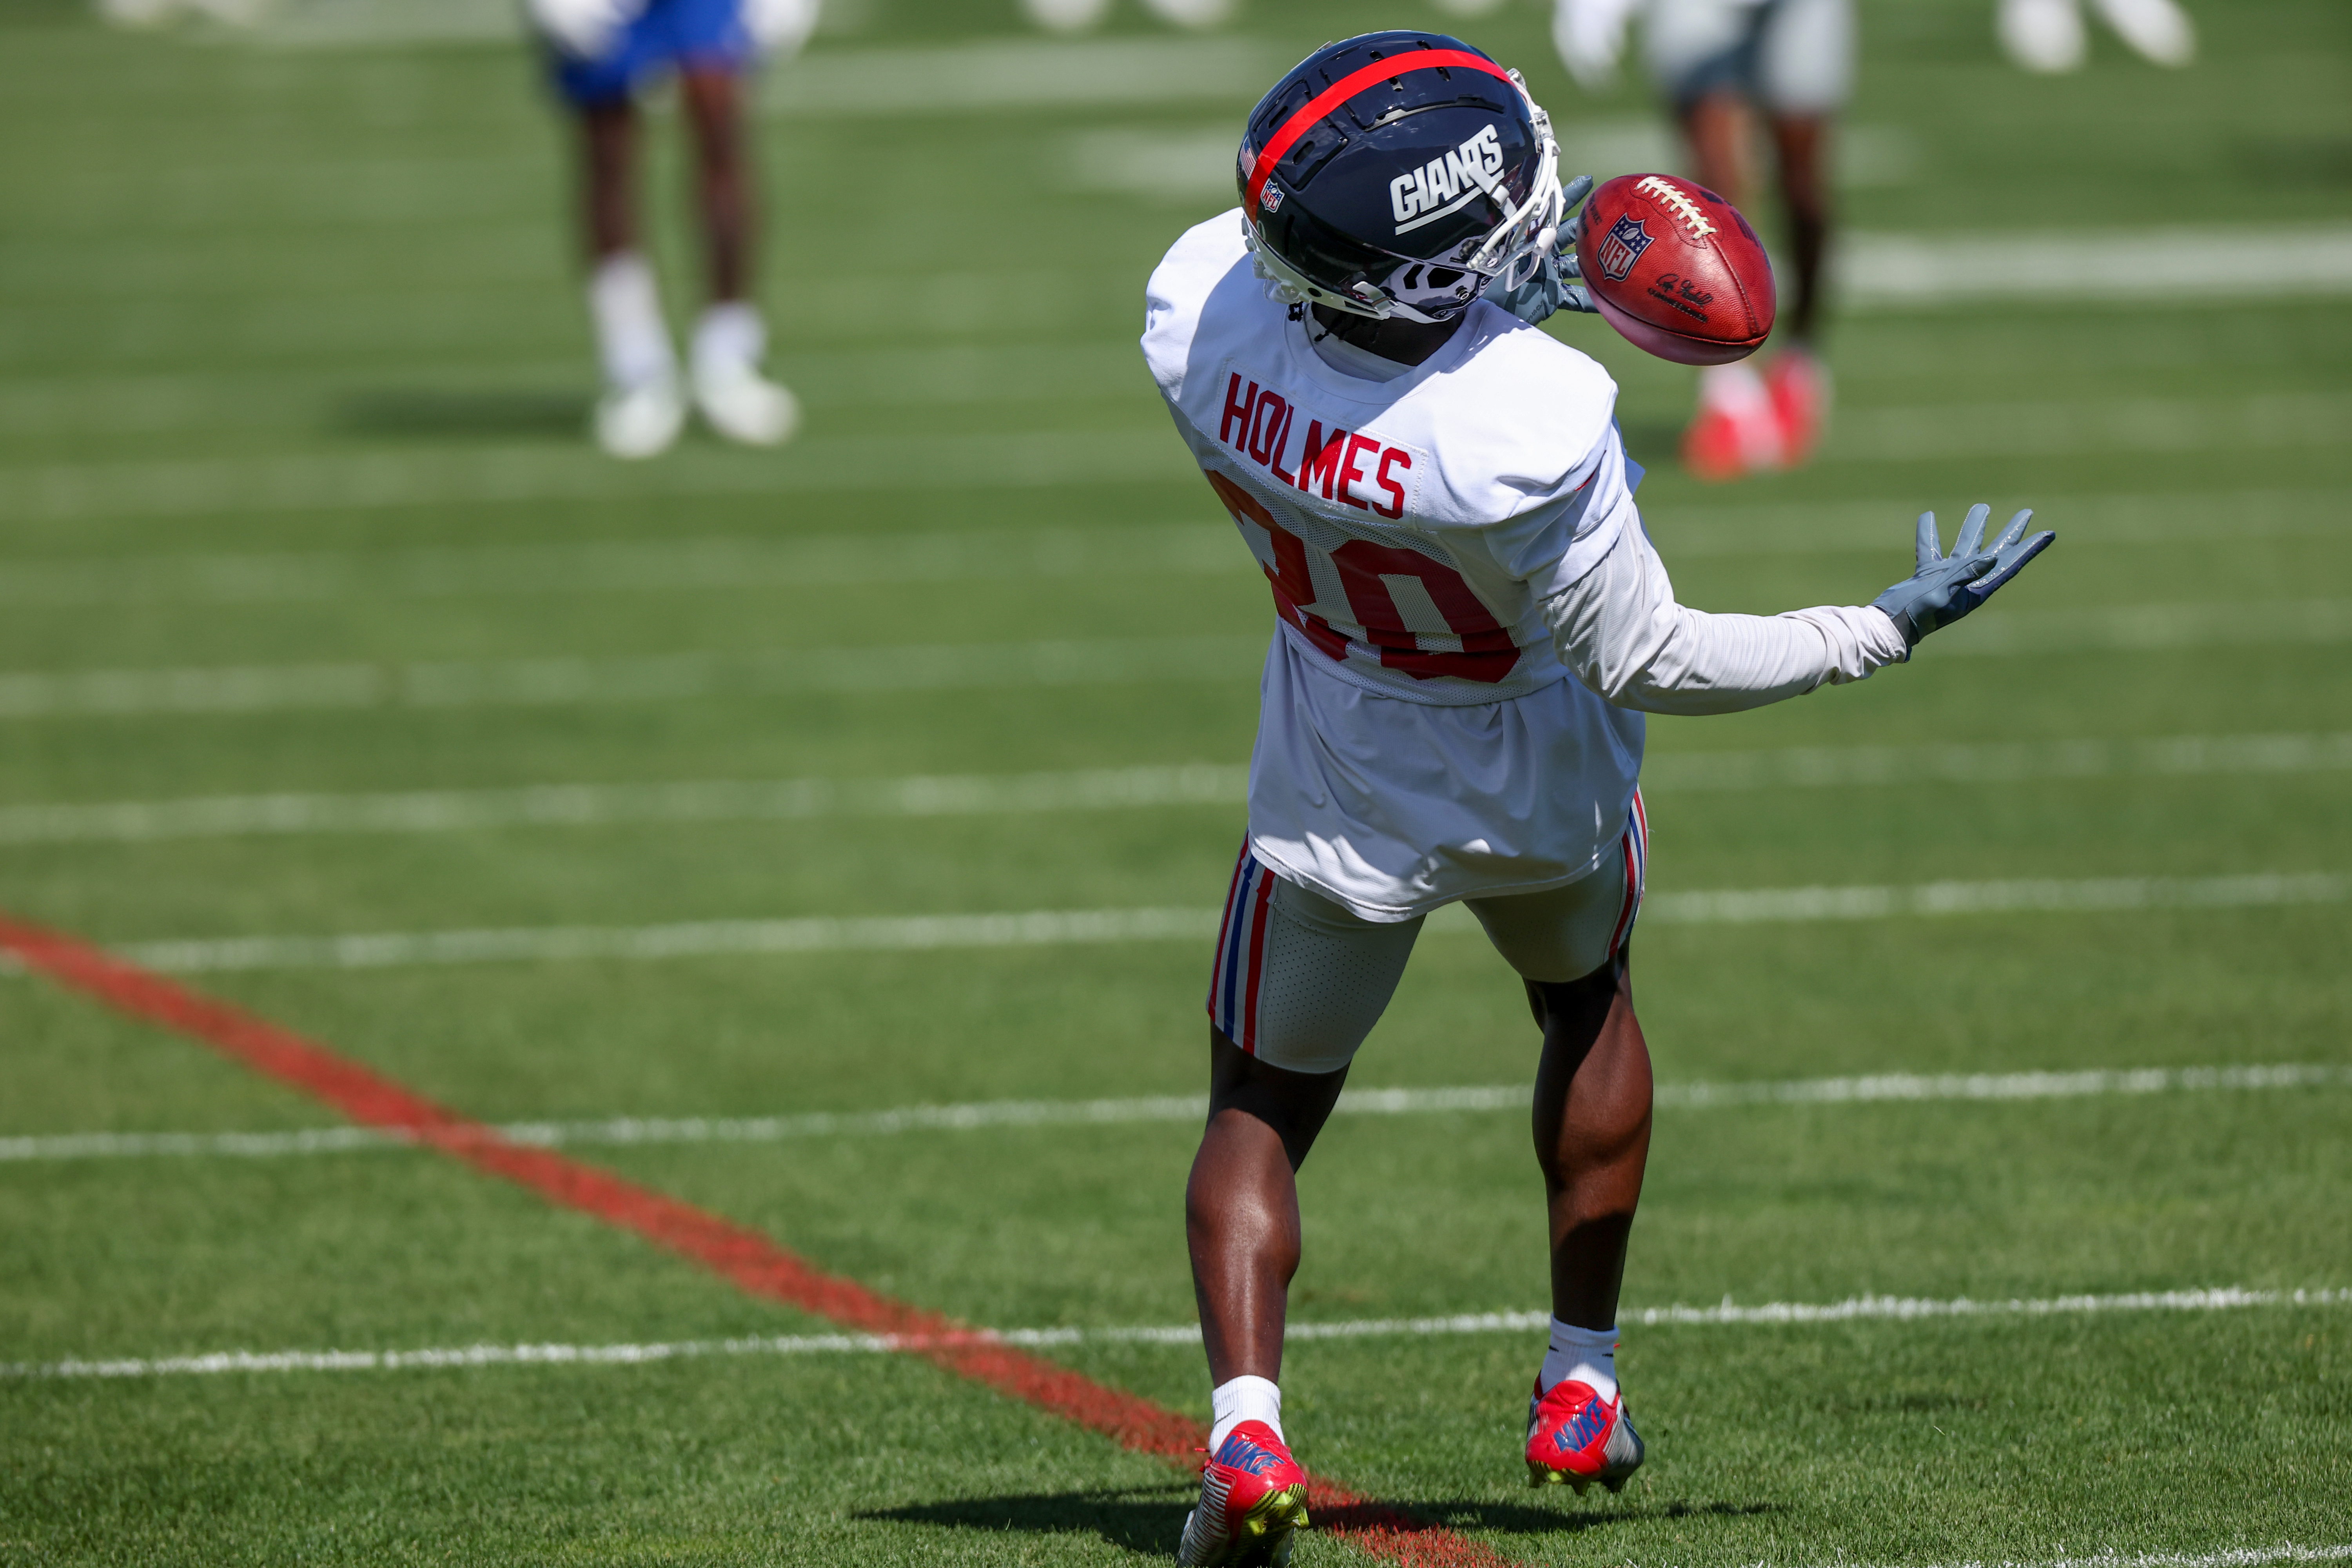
[1238,31,1567,324]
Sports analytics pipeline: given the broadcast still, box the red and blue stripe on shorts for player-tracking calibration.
[1608,789,1649,958]
[1207,840,1278,1055]
[1207,793,1647,1053]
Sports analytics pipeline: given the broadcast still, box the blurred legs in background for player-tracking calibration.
[1559,0,1850,481]
[1653,0,1849,481]
[548,0,804,458]
[1676,86,1833,479]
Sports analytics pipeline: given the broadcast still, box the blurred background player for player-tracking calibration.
[1996,0,2195,73]
[526,0,816,458]
[1553,0,1849,481]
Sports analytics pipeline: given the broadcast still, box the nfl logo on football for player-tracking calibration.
[1597,214,1653,282]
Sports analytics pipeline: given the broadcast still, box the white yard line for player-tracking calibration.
[7,1064,2341,1165]
[33,872,2339,977]
[238,12,1287,112]
[0,636,1269,719]
[759,37,1282,115]
[1832,394,2352,462]
[0,604,2346,721]
[3,487,2340,608]
[4,733,2342,846]
[0,343,1144,439]
[1639,871,2348,924]
[1654,487,2349,557]
[0,525,1238,608]
[1065,122,1922,201]
[3,397,2343,524]
[7,1285,2347,1380]
[0,430,1190,525]
[1841,225,2352,307]
[1924,1550,2352,1568]
[1645,732,2352,791]
[101,906,1218,974]
[0,764,1252,845]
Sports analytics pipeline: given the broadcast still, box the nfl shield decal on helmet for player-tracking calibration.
[1596,214,1654,282]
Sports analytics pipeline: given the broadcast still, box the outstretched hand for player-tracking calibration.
[1486,174,1599,325]
[1870,504,2055,647]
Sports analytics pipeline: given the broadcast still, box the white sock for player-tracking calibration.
[1207,1374,1283,1454]
[588,252,675,392]
[1539,1318,1619,1402]
[1697,360,1770,415]
[691,300,768,381]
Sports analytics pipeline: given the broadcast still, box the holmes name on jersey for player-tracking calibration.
[1217,368,1421,519]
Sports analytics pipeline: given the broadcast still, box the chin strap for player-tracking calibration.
[1244,217,1395,321]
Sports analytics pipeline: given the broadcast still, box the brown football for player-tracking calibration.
[1574,172,1775,365]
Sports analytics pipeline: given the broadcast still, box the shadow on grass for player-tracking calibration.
[860,1483,1192,1555]
[864,1486,1777,1552]
[332,389,588,441]
[1396,1496,1782,1536]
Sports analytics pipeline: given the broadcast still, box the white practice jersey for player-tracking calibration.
[1143,210,1905,920]
[1143,211,1637,708]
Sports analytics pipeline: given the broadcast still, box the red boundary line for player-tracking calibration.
[0,912,1518,1568]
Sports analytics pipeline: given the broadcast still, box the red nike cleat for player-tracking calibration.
[1681,365,1784,482]
[1177,1421,1310,1566]
[1765,349,1832,468]
[1525,1377,1645,1493]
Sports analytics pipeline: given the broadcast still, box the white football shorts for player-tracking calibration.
[1646,0,1856,116]
[1205,797,1648,1075]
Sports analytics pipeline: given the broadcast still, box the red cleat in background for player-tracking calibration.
[1682,361,1784,482]
[1765,347,1833,467]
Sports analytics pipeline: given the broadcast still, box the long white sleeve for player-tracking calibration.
[1539,522,1909,714]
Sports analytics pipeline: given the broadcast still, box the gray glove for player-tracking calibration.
[1486,175,1599,325]
[1871,503,2055,647]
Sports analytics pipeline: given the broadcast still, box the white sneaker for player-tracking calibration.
[2092,0,2196,65]
[594,376,686,460]
[97,0,184,26]
[693,361,801,448]
[1998,0,2086,72]
[1138,0,1236,28]
[1022,0,1109,31]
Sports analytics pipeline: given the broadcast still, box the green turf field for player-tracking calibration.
[3,0,2349,1561]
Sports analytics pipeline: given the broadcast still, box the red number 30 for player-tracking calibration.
[1208,474,1521,684]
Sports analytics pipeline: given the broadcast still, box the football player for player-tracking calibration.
[1553,0,1848,479]
[1141,33,2051,1564]
[526,0,816,458]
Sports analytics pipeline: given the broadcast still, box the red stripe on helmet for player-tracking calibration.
[1244,48,1516,220]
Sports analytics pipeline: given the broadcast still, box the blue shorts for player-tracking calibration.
[551,0,755,108]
